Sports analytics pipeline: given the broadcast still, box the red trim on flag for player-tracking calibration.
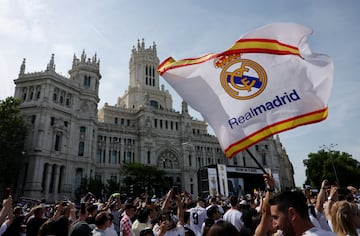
[235,38,299,51]
[157,54,216,75]
[224,108,328,158]
[158,38,302,76]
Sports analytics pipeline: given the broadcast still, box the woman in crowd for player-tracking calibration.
[331,200,360,236]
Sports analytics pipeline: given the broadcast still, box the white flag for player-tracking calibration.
[158,23,333,158]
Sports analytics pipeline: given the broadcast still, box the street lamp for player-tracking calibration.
[320,144,340,187]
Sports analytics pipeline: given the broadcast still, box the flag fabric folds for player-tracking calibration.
[158,23,334,158]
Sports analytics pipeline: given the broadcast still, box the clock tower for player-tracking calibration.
[117,39,172,110]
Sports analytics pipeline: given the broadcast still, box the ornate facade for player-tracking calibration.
[13,39,295,202]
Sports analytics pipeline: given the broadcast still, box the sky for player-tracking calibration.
[1,0,359,188]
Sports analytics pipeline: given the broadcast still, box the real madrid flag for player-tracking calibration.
[158,23,334,158]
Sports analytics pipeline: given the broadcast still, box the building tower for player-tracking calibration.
[14,51,101,201]
[117,39,172,110]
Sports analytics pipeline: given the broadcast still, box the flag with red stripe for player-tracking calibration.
[158,23,333,158]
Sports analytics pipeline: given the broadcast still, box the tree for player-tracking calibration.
[122,163,166,196]
[76,177,128,203]
[78,177,105,201]
[106,178,120,195]
[0,97,27,194]
[303,146,360,189]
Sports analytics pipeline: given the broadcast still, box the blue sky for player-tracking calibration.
[1,0,359,187]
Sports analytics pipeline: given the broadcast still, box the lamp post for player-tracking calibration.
[320,144,340,187]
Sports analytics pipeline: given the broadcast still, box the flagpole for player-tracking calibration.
[245,149,267,174]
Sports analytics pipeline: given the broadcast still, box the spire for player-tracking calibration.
[182,100,189,114]
[19,58,26,75]
[72,54,77,67]
[46,54,55,71]
[153,41,157,52]
[93,53,97,64]
[81,50,86,62]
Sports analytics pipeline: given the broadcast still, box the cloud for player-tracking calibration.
[0,55,14,99]
[0,0,49,43]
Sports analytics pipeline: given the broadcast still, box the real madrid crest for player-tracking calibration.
[215,54,267,100]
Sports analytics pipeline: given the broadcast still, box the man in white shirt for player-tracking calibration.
[223,195,243,232]
[188,197,206,236]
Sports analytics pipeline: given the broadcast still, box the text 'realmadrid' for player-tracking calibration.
[228,89,301,129]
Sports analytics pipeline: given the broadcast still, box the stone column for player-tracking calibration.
[53,165,60,201]
[44,164,52,201]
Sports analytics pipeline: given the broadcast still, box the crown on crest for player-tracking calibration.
[214,53,242,68]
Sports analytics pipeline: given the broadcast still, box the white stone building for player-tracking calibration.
[13,39,294,202]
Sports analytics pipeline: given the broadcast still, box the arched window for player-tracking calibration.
[53,88,59,102]
[35,86,41,100]
[158,151,179,169]
[150,100,158,108]
[78,142,84,156]
[22,87,27,101]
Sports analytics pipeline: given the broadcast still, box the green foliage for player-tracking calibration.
[0,97,27,187]
[122,163,166,196]
[77,177,122,202]
[106,178,120,194]
[304,148,360,189]
[78,177,105,200]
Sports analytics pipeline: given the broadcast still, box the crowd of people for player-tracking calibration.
[0,174,359,236]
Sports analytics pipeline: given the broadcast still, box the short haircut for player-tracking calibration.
[125,203,136,210]
[229,195,238,207]
[87,204,98,213]
[268,191,309,219]
[207,220,240,236]
[137,208,150,223]
[207,205,218,218]
[95,211,109,226]
[33,206,43,216]
[197,197,206,203]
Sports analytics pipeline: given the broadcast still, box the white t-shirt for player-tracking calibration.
[223,208,243,232]
[309,213,321,229]
[315,209,331,231]
[105,227,119,236]
[188,206,206,236]
[0,222,8,235]
[153,223,185,236]
[303,227,337,236]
